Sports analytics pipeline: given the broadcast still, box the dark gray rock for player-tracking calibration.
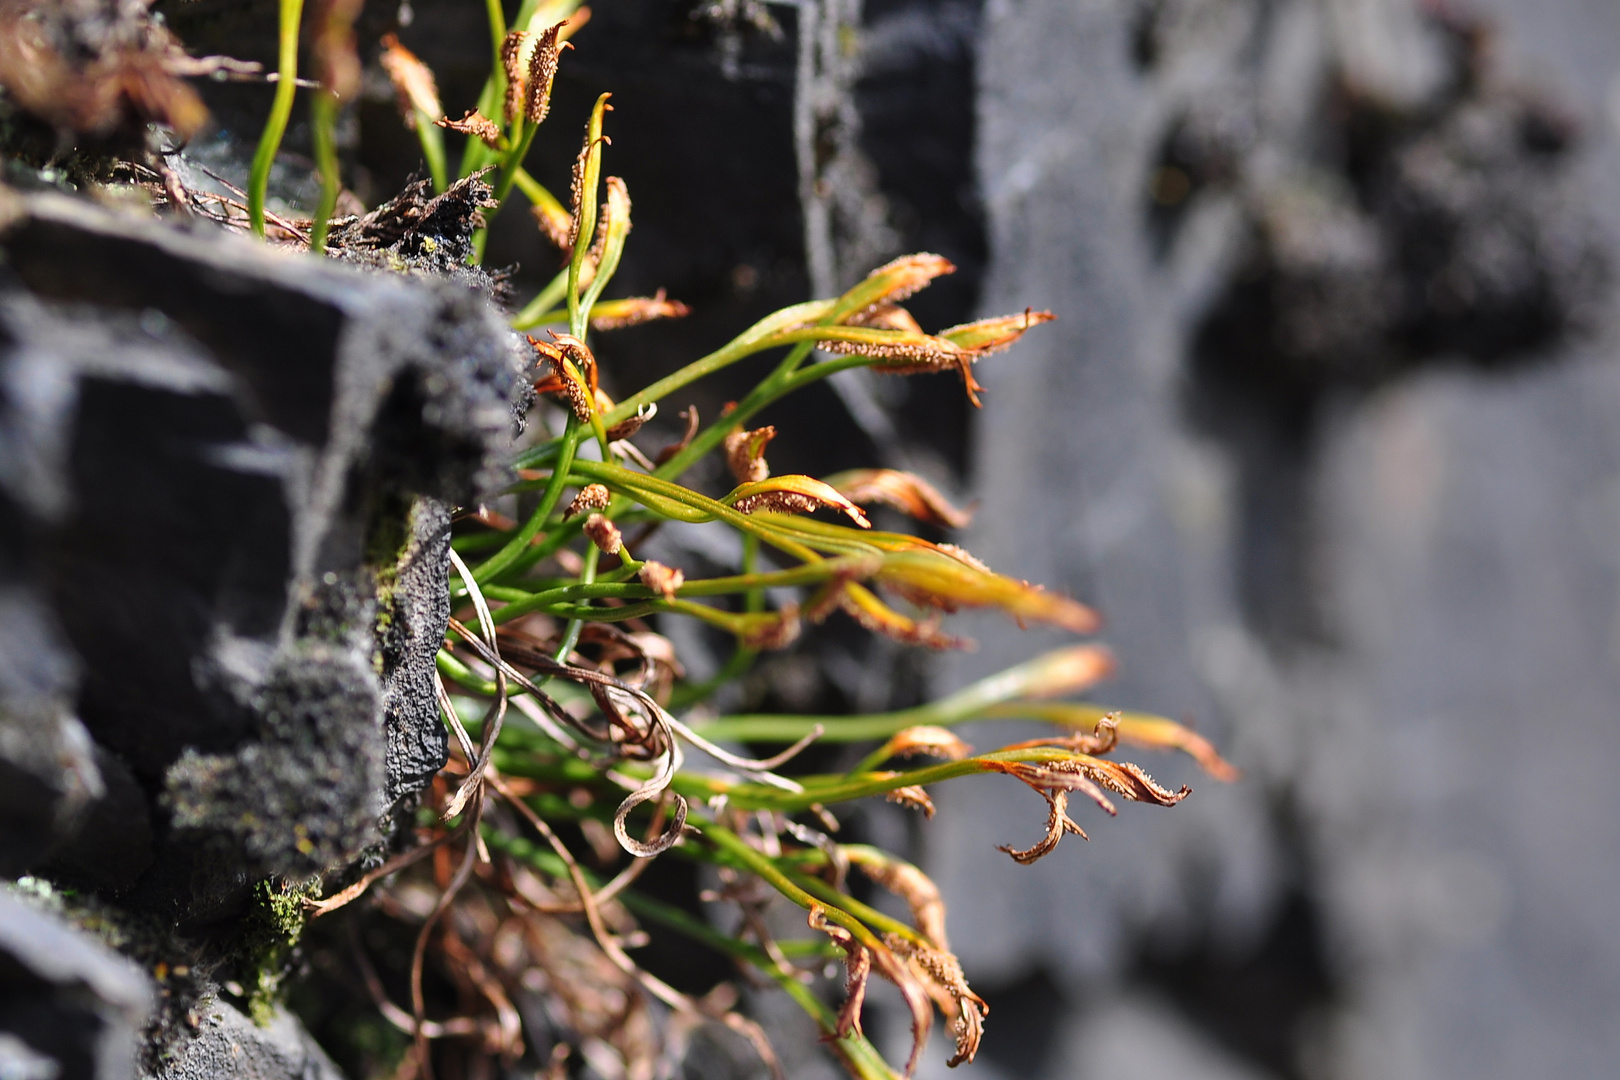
[0,190,525,915]
[0,889,153,1080]
[149,1000,344,1080]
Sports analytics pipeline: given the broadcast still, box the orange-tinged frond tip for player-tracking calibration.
[588,290,690,331]
[728,476,871,528]
[828,582,969,650]
[876,549,1101,634]
[840,253,957,318]
[436,109,501,147]
[1017,645,1116,698]
[879,726,973,763]
[639,561,684,599]
[1114,714,1241,782]
[941,308,1057,354]
[826,468,972,529]
[379,33,441,122]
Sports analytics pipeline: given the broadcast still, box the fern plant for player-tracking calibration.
[265,2,1240,1077]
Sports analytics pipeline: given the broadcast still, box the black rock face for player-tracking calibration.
[0,185,522,934]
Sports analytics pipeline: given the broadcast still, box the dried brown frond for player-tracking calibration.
[724,426,776,484]
[0,2,208,139]
[639,561,684,599]
[380,33,441,122]
[996,788,1087,865]
[883,784,936,818]
[525,21,572,125]
[500,30,529,126]
[566,484,612,517]
[589,290,692,331]
[584,514,622,555]
[436,109,502,147]
[827,469,973,529]
[886,936,988,1068]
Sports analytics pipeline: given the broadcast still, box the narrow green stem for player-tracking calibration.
[248,0,305,237]
[414,111,448,192]
[309,90,340,253]
[472,414,580,583]
[512,267,573,330]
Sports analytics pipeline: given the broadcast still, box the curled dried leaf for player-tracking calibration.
[826,469,972,529]
[589,290,691,331]
[529,334,596,422]
[724,425,776,484]
[997,788,1086,865]
[883,784,936,819]
[525,21,572,125]
[380,33,441,122]
[566,483,612,517]
[639,561,684,599]
[728,476,871,527]
[436,108,502,147]
[583,513,622,555]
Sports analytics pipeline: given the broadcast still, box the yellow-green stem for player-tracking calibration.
[248,0,305,237]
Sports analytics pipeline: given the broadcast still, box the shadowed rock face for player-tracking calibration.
[0,189,524,1076]
[0,891,153,1080]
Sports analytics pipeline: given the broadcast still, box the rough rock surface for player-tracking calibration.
[0,890,153,1080]
[151,1001,345,1080]
[0,187,524,1074]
